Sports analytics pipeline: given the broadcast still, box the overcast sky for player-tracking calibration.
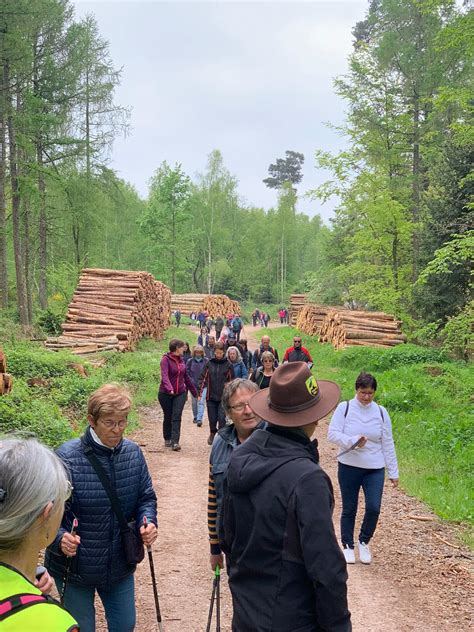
[74,1,368,222]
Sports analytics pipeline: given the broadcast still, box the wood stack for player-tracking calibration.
[296,304,336,336]
[320,310,406,349]
[289,294,307,326]
[0,348,13,395]
[45,268,171,355]
[171,294,240,319]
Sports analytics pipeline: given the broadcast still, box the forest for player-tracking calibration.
[0,0,472,357]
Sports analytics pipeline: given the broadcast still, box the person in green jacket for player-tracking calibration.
[0,436,79,631]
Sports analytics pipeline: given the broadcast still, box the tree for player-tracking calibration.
[140,162,192,292]
[263,150,304,189]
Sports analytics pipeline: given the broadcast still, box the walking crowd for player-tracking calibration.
[0,310,399,632]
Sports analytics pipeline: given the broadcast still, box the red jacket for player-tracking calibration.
[283,346,313,364]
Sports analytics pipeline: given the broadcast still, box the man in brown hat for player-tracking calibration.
[220,362,351,632]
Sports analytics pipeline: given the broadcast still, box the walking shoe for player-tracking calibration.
[164,440,172,448]
[193,418,197,423]
[172,443,181,451]
[207,433,215,446]
[197,421,202,427]
[343,545,356,564]
[358,541,372,564]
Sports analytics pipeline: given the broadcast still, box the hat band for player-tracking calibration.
[268,389,321,414]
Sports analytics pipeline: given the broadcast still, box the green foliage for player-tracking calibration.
[441,301,474,359]
[36,310,63,336]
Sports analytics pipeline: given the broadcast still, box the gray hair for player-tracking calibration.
[222,379,258,415]
[0,437,70,553]
[226,345,242,364]
[261,351,275,363]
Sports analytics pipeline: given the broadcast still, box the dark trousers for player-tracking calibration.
[338,462,385,547]
[215,328,222,340]
[158,391,187,444]
[206,398,226,434]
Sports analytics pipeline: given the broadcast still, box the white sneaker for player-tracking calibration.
[358,541,372,564]
[343,545,355,564]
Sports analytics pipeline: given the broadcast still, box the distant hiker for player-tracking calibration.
[251,310,258,327]
[283,336,313,367]
[279,308,285,324]
[45,384,158,631]
[182,341,192,365]
[174,309,181,327]
[190,311,196,321]
[263,312,270,327]
[252,335,279,370]
[226,346,248,379]
[199,342,234,445]
[214,315,224,340]
[198,327,209,347]
[220,363,350,632]
[186,345,209,427]
[204,335,216,360]
[250,351,276,389]
[208,379,260,572]
[206,317,214,333]
[284,307,290,324]
[0,437,79,631]
[259,311,266,327]
[158,339,198,451]
[238,338,253,371]
[230,315,244,342]
[328,372,399,565]
[197,311,206,328]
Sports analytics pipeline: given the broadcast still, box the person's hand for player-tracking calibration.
[140,522,158,547]
[210,553,224,572]
[357,436,368,448]
[390,478,399,488]
[60,532,81,557]
[170,390,174,395]
[35,568,53,595]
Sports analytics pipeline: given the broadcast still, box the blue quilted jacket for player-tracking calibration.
[45,427,157,588]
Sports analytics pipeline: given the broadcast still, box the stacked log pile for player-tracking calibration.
[0,348,13,395]
[45,268,171,354]
[289,294,307,326]
[296,304,336,336]
[320,310,406,349]
[171,294,240,319]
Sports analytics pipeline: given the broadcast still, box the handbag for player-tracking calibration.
[82,443,145,565]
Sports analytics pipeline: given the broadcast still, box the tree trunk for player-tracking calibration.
[411,94,421,280]
[0,61,8,308]
[6,62,29,326]
[171,204,176,293]
[37,143,48,309]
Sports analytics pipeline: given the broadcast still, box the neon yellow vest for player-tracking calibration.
[0,563,79,631]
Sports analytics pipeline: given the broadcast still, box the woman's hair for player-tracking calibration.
[355,372,377,391]
[0,437,70,553]
[214,341,226,353]
[88,383,132,421]
[169,338,185,352]
[222,379,258,415]
[226,346,242,363]
[184,342,191,352]
[192,344,205,356]
[261,351,275,365]
[239,338,248,349]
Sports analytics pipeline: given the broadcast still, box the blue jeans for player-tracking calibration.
[191,387,207,422]
[338,462,385,547]
[55,574,135,632]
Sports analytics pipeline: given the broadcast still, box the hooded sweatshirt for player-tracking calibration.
[220,427,351,632]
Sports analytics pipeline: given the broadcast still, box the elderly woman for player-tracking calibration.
[226,346,248,379]
[251,351,276,389]
[45,384,157,632]
[328,372,399,565]
[0,437,79,630]
[186,344,209,427]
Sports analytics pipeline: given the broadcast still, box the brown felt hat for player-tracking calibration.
[249,362,340,427]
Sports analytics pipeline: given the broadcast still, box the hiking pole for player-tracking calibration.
[215,565,221,632]
[143,517,164,632]
[205,565,220,632]
[60,518,78,605]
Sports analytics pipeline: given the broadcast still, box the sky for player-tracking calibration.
[74,0,368,222]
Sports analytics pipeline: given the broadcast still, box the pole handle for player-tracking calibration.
[143,516,152,552]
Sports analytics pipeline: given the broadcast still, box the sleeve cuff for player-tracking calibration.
[210,543,222,555]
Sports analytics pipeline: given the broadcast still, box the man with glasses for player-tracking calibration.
[46,383,157,632]
[207,379,262,572]
[283,336,313,368]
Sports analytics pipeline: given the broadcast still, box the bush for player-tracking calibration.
[36,309,63,336]
[335,344,449,372]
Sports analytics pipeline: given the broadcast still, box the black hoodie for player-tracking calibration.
[220,427,351,632]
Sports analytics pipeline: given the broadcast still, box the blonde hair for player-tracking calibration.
[87,383,132,421]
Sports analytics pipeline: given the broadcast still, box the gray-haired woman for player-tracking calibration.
[0,437,79,631]
[250,351,275,389]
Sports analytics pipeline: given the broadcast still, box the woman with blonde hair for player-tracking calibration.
[0,436,79,630]
[251,351,276,389]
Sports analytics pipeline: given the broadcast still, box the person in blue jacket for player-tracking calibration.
[226,346,248,379]
[45,383,157,632]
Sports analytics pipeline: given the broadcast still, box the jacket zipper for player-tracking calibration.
[106,452,116,584]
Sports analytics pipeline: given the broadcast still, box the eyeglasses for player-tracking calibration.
[293,339,302,343]
[100,419,128,429]
[229,402,252,412]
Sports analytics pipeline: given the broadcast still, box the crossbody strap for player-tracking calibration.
[82,443,129,532]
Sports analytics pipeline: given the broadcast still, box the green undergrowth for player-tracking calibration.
[268,327,473,534]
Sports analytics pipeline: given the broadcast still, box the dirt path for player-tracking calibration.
[104,323,472,631]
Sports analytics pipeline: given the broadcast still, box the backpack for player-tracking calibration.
[231,317,242,332]
[344,400,385,423]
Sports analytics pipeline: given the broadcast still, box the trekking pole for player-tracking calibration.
[60,518,78,605]
[215,565,221,632]
[205,565,218,632]
[143,517,165,632]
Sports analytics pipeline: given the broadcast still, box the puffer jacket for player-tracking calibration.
[45,427,157,588]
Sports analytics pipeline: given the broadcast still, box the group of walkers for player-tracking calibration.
[0,318,399,631]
